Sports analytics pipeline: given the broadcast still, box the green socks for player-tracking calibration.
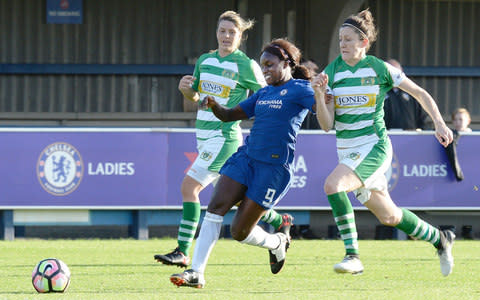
[261,209,283,229]
[395,208,441,247]
[177,202,201,256]
[328,194,441,255]
[328,192,359,256]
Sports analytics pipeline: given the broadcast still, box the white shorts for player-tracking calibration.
[338,138,392,204]
[186,137,233,187]
[187,163,220,187]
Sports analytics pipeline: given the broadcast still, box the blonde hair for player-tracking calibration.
[218,11,254,34]
[452,108,471,122]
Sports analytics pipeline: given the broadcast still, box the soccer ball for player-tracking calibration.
[32,258,71,293]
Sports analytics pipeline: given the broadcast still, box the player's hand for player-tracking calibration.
[199,96,216,110]
[312,73,328,93]
[178,75,196,94]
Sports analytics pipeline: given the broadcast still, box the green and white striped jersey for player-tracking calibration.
[192,49,266,142]
[324,55,405,148]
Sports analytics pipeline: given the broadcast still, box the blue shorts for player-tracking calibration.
[219,146,292,210]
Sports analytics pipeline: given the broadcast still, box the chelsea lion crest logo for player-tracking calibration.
[37,142,84,196]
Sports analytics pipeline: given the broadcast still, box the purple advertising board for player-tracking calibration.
[0,129,167,208]
[0,128,478,209]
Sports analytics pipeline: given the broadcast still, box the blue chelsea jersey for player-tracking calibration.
[239,79,315,165]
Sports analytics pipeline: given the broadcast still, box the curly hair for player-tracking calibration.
[262,38,312,80]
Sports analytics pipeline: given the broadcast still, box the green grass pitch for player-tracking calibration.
[0,238,479,299]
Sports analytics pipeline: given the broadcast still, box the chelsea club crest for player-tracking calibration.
[37,142,84,196]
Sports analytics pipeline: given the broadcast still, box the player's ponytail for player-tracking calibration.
[292,64,312,80]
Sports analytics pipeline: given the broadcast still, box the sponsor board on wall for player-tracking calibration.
[1,129,167,208]
[0,128,478,209]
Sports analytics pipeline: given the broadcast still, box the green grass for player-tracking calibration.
[0,238,479,300]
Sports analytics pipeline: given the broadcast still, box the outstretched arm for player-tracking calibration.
[202,96,248,122]
[398,77,453,147]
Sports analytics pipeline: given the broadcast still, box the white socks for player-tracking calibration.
[191,212,223,274]
[240,225,281,250]
[191,214,282,274]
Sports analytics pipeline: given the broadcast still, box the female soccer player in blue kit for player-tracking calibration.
[169,38,316,288]
[154,10,292,268]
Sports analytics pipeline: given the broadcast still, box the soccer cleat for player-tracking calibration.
[334,255,364,275]
[269,232,290,274]
[154,247,190,268]
[170,269,205,288]
[437,229,455,276]
[277,213,294,238]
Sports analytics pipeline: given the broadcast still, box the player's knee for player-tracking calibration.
[206,203,223,215]
[323,179,340,195]
[181,186,196,200]
[180,178,203,200]
[206,198,230,216]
